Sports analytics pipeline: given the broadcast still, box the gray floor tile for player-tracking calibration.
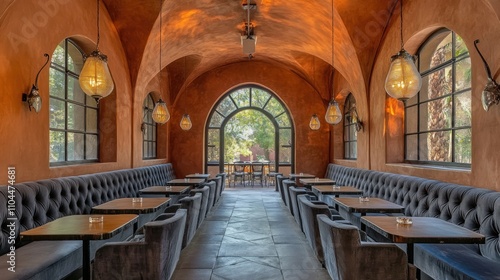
[218,243,278,257]
[172,269,212,280]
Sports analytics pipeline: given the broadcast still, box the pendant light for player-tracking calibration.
[384,0,422,101]
[79,0,114,103]
[309,114,320,130]
[152,0,170,124]
[180,114,192,130]
[325,0,342,125]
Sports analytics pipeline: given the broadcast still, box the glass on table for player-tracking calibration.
[165,186,172,190]
[132,197,143,203]
[314,177,319,182]
[358,196,370,202]
[89,215,104,223]
[396,216,413,225]
[332,184,340,190]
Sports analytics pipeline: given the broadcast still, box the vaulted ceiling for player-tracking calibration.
[102,0,398,99]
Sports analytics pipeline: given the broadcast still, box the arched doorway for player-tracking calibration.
[205,85,294,176]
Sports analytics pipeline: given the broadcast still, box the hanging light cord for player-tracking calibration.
[96,0,100,50]
[400,0,403,49]
[331,0,334,69]
[159,0,162,96]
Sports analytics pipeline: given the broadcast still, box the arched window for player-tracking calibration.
[142,93,157,159]
[49,39,99,165]
[205,86,294,174]
[405,29,471,166]
[343,93,357,159]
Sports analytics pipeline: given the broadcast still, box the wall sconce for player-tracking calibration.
[325,99,342,125]
[180,114,192,131]
[22,53,50,113]
[309,114,320,130]
[346,107,363,132]
[474,39,500,111]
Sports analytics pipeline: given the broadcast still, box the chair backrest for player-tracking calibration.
[203,181,217,214]
[282,179,296,215]
[297,194,332,264]
[317,214,411,280]
[276,175,288,205]
[179,193,202,248]
[289,187,312,231]
[190,186,210,228]
[251,162,264,173]
[209,177,222,205]
[93,209,187,280]
[216,172,227,193]
[234,162,246,173]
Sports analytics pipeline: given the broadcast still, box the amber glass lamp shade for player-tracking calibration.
[152,98,170,124]
[325,99,342,125]
[79,50,114,103]
[180,114,192,131]
[385,49,422,101]
[309,114,320,130]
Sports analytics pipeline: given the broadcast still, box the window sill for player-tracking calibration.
[386,163,471,173]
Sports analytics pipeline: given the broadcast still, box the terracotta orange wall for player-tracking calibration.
[369,0,500,190]
[169,61,330,178]
[0,0,133,182]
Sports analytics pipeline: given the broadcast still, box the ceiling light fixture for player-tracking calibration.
[22,53,50,113]
[180,114,192,131]
[241,1,257,59]
[152,0,170,125]
[309,114,321,131]
[325,0,342,125]
[79,0,114,103]
[384,0,422,102]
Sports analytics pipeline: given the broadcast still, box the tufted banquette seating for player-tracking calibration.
[0,163,176,280]
[324,163,500,280]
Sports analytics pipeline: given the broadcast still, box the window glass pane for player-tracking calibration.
[418,133,430,161]
[217,98,237,116]
[208,129,220,163]
[50,98,65,129]
[344,142,349,158]
[350,142,357,159]
[279,147,291,163]
[420,131,451,162]
[421,66,452,102]
[67,132,84,161]
[86,95,98,108]
[455,35,469,57]
[275,113,290,127]
[86,134,98,160]
[152,124,156,139]
[454,91,471,127]
[86,108,98,133]
[67,75,85,103]
[406,134,418,160]
[209,112,224,127]
[143,142,148,157]
[454,128,471,164]
[67,41,84,74]
[265,97,284,117]
[405,105,418,133]
[279,128,291,146]
[67,103,85,131]
[344,125,349,141]
[349,125,357,141]
[455,57,471,91]
[252,88,271,108]
[230,88,250,108]
[406,92,418,106]
[51,41,65,66]
[50,131,65,162]
[147,122,153,140]
[419,98,452,131]
[419,31,451,72]
[49,68,65,98]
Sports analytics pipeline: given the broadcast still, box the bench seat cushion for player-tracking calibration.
[0,241,82,280]
[415,244,500,280]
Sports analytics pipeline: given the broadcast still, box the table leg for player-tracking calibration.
[82,240,90,280]
[407,243,414,263]
[360,213,366,231]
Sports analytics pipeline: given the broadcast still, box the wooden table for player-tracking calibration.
[185,173,211,181]
[312,185,363,197]
[92,197,170,231]
[299,178,336,185]
[20,214,138,280]
[334,197,404,231]
[139,185,190,197]
[165,178,205,186]
[361,216,485,264]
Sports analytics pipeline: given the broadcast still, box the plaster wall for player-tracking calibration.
[370,0,500,190]
[0,0,133,182]
[169,61,330,178]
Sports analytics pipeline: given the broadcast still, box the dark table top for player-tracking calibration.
[92,197,170,214]
[334,197,404,214]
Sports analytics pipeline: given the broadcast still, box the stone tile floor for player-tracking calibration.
[172,186,331,280]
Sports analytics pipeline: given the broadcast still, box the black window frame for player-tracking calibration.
[343,93,357,160]
[142,93,158,159]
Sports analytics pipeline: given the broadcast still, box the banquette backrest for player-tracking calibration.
[0,163,175,256]
[324,163,500,262]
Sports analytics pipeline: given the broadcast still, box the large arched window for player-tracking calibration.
[343,93,357,159]
[49,39,99,165]
[205,86,294,174]
[142,93,157,159]
[405,29,471,166]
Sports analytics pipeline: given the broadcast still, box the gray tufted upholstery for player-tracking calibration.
[93,209,187,280]
[178,193,202,249]
[190,186,210,228]
[276,175,288,205]
[282,179,297,215]
[0,163,176,279]
[289,187,315,232]
[324,163,500,279]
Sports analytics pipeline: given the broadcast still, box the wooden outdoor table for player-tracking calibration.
[361,216,485,264]
[20,214,138,280]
